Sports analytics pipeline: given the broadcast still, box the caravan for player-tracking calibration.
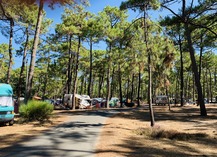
[63,94,91,109]
[0,83,14,126]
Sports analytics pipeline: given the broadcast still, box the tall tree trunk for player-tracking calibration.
[198,34,203,80]
[214,68,217,100]
[126,76,130,101]
[137,65,141,107]
[175,73,179,104]
[17,28,29,104]
[110,67,115,99]
[106,43,112,108]
[144,4,155,126]
[88,37,93,97]
[72,36,81,110]
[193,74,195,102]
[25,0,44,103]
[206,69,209,102]
[6,18,14,84]
[179,35,184,106]
[131,73,135,102]
[118,64,123,107]
[209,69,212,102]
[66,34,73,94]
[184,23,207,116]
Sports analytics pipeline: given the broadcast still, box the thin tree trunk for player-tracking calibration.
[66,35,73,94]
[118,64,123,107]
[98,74,104,97]
[6,18,14,84]
[126,76,130,101]
[110,67,115,99]
[137,65,141,107]
[193,73,195,102]
[131,73,135,102]
[80,76,84,94]
[206,69,209,102]
[209,69,212,102]
[25,0,44,103]
[198,34,203,80]
[72,36,81,110]
[88,37,93,97]
[106,43,112,108]
[17,28,29,104]
[179,34,184,106]
[144,4,155,126]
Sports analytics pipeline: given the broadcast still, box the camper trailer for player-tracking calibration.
[0,83,14,125]
[63,94,91,109]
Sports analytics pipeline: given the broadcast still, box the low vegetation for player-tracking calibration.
[135,127,209,141]
[19,100,54,123]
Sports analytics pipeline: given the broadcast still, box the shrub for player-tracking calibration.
[19,100,54,123]
[135,127,208,141]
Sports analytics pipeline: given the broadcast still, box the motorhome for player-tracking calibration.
[0,83,14,125]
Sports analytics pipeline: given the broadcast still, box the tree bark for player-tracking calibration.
[66,34,73,94]
[184,23,207,116]
[118,64,123,107]
[6,18,14,84]
[131,73,135,102]
[179,34,184,106]
[137,65,141,107]
[144,4,155,126]
[72,36,81,110]
[106,43,112,108]
[17,28,29,104]
[25,0,44,103]
[88,37,93,97]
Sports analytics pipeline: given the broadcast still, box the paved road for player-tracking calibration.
[0,110,120,157]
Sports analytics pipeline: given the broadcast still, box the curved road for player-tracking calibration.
[0,110,121,157]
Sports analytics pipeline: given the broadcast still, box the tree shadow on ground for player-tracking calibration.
[94,104,217,157]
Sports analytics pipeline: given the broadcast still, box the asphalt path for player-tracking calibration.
[0,110,122,157]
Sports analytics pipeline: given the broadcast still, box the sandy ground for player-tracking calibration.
[95,104,217,157]
[0,104,217,157]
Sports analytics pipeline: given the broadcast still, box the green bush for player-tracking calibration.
[19,100,54,123]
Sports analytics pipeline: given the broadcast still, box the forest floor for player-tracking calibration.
[94,103,217,157]
[0,104,216,157]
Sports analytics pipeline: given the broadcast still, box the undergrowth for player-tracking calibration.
[135,127,208,141]
[19,100,54,123]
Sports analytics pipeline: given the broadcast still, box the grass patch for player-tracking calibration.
[135,127,208,141]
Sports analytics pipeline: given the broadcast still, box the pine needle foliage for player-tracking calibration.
[19,100,54,123]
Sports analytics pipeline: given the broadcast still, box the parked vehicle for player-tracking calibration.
[109,97,120,107]
[155,95,169,105]
[92,98,106,108]
[0,83,14,126]
[63,94,91,109]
